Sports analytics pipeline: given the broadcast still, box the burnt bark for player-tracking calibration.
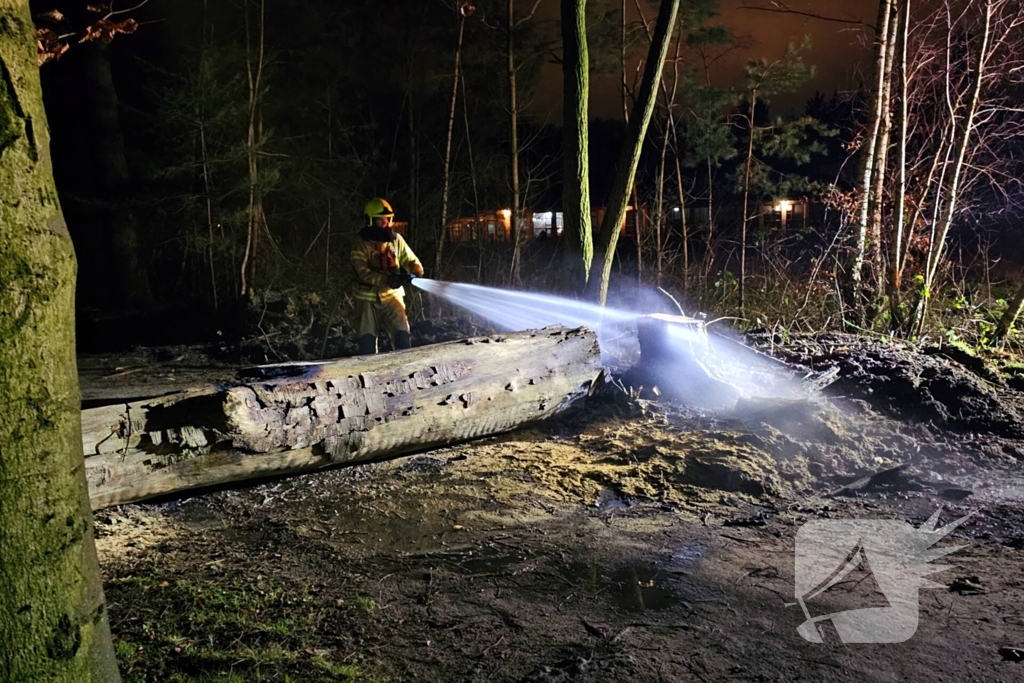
[82,327,602,509]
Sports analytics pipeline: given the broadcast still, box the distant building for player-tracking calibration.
[758,198,810,232]
[445,198,813,245]
[446,206,641,244]
[675,198,812,233]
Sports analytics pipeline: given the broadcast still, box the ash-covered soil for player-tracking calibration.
[93,333,1024,682]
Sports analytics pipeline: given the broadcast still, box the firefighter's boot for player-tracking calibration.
[357,334,377,355]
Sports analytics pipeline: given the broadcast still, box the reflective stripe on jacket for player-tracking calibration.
[350,233,424,302]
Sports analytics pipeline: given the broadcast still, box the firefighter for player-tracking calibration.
[350,197,424,355]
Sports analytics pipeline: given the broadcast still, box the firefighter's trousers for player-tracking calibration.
[356,296,410,354]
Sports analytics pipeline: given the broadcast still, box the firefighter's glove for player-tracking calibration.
[387,271,415,289]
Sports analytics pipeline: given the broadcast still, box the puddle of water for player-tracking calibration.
[561,562,681,613]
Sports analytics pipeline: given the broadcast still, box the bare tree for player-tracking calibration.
[240,0,267,297]
[587,0,681,304]
[913,0,994,332]
[850,0,896,319]
[891,0,910,296]
[879,0,1024,334]
[435,2,473,277]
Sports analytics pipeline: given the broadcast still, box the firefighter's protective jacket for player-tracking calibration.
[350,231,424,302]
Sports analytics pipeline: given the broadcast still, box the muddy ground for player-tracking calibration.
[91,333,1024,682]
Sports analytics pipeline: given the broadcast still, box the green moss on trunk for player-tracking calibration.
[586,0,680,305]
[560,0,592,293]
[0,2,120,681]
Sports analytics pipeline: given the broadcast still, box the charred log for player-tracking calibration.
[82,327,601,509]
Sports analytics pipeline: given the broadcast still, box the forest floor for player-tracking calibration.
[87,331,1024,682]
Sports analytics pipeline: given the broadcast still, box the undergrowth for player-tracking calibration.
[106,569,388,682]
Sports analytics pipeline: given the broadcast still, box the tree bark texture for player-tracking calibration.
[851,0,894,297]
[892,0,910,292]
[0,2,120,680]
[241,0,266,297]
[560,0,593,293]
[915,0,993,334]
[586,0,680,305]
[82,327,602,509]
[994,280,1024,343]
[867,0,899,305]
[435,10,466,277]
[508,0,522,285]
[739,91,756,315]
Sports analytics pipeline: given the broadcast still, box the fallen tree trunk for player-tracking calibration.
[83,326,601,509]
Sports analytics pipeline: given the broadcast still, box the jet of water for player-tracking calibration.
[661,322,805,401]
[412,277,806,403]
[412,279,635,331]
[412,278,642,365]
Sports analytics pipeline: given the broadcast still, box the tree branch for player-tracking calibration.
[738,1,875,31]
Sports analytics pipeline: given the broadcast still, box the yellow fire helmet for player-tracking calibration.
[364,197,395,226]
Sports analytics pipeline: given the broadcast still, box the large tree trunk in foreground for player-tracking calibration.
[82,327,601,509]
[0,3,120,680]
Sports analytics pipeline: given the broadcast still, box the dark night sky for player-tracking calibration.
[527,0,878,121]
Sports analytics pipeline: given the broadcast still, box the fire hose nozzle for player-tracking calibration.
[387,271,417,288]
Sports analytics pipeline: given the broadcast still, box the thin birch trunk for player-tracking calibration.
[241,0,265,297]
[655,115,670,285]
[673,142,689,297]
[199,0,217,309]
[653,33,683,288]
[852,0,895,296]
[459,73,484,284]
[705,158,715,265]
[624,0,641,285]
[868,0,899,305]
[326,88,333,285]
[200,122,216,310]
[435,8,467,276]
[508,0,522,285]
[587,0,681,304]
[892,0,910,292]
[408,99,419,246]
[739,91,756,314]
[915,0,993,334]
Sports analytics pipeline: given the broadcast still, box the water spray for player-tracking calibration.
[411,277,806,407]
[412,278,633,333]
